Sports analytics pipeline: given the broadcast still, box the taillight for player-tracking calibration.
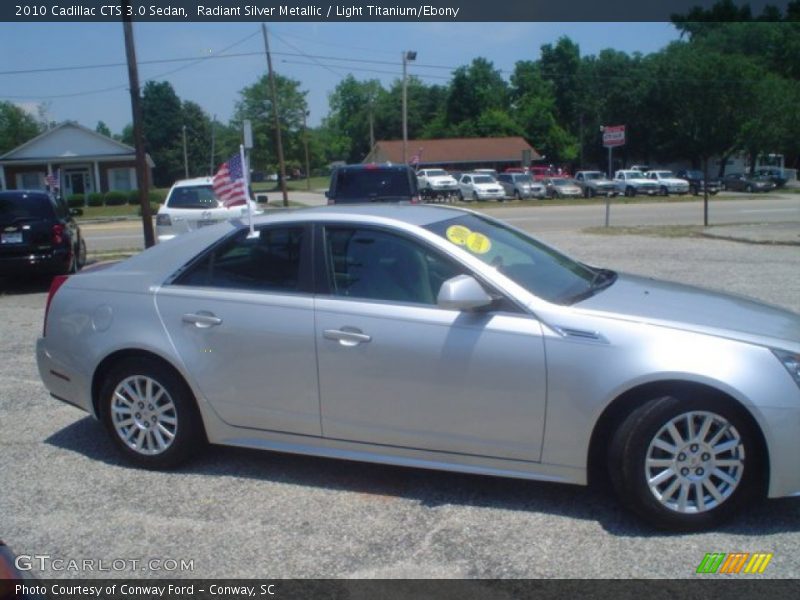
[156,213,172,226]
[51,223,65,245]
[44,275,69,336]
[411,196,422,204]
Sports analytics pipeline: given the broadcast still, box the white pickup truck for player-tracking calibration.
[416,168,459,200]
[613,170,660,197]
[644,170,690,195]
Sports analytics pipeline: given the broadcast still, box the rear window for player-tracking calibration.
[332,168,414,201]
[0,194,55,223]
[166,185,220,209]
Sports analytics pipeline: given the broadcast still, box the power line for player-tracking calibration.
[280,59,451,81]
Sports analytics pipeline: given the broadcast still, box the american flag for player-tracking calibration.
[213,154,247,207]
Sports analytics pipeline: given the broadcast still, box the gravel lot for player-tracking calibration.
[1,228,799,580]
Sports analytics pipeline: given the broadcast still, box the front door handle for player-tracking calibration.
[182,312,223,328]
[323,328,372,347]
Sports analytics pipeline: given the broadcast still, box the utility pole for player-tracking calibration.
[209,114,216,175]
[121,1,154,248]
[302,109,311,191]
[182,124,189,178]
[262,24,288,207]
[401,50,416,164]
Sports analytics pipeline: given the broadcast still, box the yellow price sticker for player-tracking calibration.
[445,225,472,246]
[466,232,492,254]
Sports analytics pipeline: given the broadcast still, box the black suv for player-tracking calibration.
[676,170,721,196]
[326,164,420,204]
[0,190,86,277]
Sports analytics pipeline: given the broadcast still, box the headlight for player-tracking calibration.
[773,349,800,388]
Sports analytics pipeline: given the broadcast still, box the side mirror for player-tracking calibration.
[69,208,84,217]
[437,274,494,311]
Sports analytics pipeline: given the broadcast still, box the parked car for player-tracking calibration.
[37,204,800,531]
[496,173,546,200]
[675,170,721,196]
[754,167,788,188]
[0,190,86,277]
[325,164,421,205]
[543,177,582,199]
[573,171,619,198]
[156,177,261,243]
[644,170,690,196]
[721,173,776,193]
[458,173,506,201]
[416,168,459,200]
[613,170,660,197]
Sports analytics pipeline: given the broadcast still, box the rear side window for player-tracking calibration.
[0,194,56,223]
[167,185,219,209]
[331,169,414,201]
[174,227,305,293]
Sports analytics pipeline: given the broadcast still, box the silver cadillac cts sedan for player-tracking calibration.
[37,205,800,530]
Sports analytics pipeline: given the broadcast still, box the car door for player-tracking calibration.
[314,224,548,462]
[155,224,321,436]
[459,175,472,197]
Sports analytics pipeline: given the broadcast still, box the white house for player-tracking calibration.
[0,121,154,196]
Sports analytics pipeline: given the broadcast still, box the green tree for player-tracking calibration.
[141,81,184,186]
[233,73,308,173]
[444,58,508,135]
[95,121,112,138]
[182,101,213,177]
[0,101,42,154]
[324,75,385,163]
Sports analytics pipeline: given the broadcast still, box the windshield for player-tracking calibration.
[513,174,533,183]
[424,213,612,305]
[473,175,495,184]
[654,171,673,177]
[550,178,572,185]
[584,172,603,180]
[167,185,220,209]
[0,194,55,224]
[426,169,448,177]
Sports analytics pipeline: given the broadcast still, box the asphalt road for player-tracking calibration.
[82,193,800,253]
[1,222,799,580]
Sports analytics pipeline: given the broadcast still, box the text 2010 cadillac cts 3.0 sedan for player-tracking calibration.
[37,205,800,530]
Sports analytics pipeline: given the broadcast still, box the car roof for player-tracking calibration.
[288,203,466,226]
[170,177,214,188]
[335,163,412,172]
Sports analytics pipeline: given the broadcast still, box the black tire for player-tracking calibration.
[691,185,699,196]
[458,190,464,201]
[588,187,595,198]
[99,356,205,469]
[514,190,522,201]
[625,186,636,197]
[608,393,762,531]
[746,184,754,193]
[473,191,480,202]
[660,186,669,196]
[76,237,87,270]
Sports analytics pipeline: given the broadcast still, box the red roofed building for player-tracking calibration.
[363,137,541,171]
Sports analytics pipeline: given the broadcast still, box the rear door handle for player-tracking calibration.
[182,312,223,328]
[323,328,372,347]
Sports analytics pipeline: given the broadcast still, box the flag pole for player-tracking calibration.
[240,144,255,238]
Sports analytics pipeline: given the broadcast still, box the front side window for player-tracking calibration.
[174,226,304,293]
[323,227,463,306]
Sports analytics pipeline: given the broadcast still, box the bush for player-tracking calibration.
[66,194,85,208]
[127,189,167,205]
[104,191,128,206]
[87,193,104,207]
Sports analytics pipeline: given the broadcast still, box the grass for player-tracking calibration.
[583,225,707,238]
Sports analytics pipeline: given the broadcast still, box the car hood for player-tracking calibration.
[575,273,800,349]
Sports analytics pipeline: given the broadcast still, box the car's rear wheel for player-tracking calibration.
[76,238,87,270]
[100,357,204,469]
[625,186,635,197]
[609,394,761,531]
[660,186,668,196]
[514,190,522,201]
[746,184,754,193]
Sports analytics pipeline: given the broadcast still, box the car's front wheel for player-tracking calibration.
[609,394,762,531]
[100,357,205,469]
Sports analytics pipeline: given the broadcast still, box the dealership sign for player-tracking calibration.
[602,125,626,147]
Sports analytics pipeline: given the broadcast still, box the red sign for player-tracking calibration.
[603,125,626,147]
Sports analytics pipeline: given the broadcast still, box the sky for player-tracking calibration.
[0,22,680,136]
